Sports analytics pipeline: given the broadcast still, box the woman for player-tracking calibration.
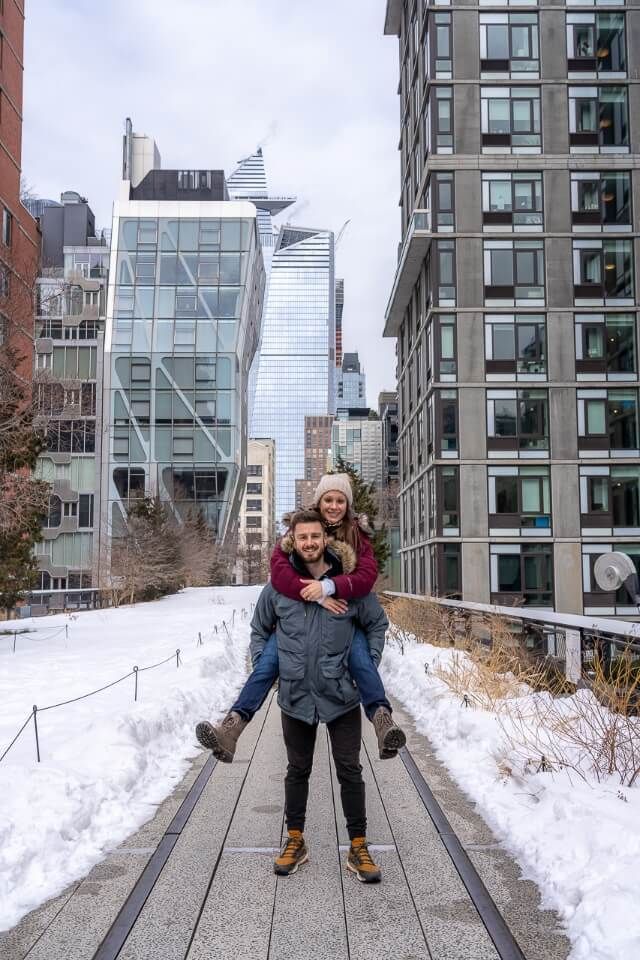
[195,474,406,762]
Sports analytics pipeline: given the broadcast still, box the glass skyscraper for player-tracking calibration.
[251,226,336,522]
[101,123,265,547]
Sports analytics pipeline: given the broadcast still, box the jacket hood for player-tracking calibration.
[280,532,357,574]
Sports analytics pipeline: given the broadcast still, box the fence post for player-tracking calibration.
[176,648,181,667]
[133,666,139,701]
[65,624,68,642]
[13,630,17,653]
[232,609,236,625]
[198,631,202,646]
[32,705,41,762]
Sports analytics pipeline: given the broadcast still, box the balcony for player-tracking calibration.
[384,210,432,337]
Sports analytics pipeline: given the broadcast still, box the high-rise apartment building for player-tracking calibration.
[335,278,344,368]
[101,121,265,554]
[32,193,109,608]
[294,414,334,507]
[336,351,367,411]
[379,390,400,484]
[0,0,39,380]
[332,414,384,489]
[251,225,336,523]
[384,2,640,615]
[236,437,276,583]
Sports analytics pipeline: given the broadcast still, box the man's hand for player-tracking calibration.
[299,579,324,602]
[320,597,348,615]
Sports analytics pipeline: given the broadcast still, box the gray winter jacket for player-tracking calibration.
[249,547,388,725]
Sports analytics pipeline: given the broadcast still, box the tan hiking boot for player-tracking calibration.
[372,707,406,759]
[195,711,248,762]
[274,830,309,876]
[347,837,381,883]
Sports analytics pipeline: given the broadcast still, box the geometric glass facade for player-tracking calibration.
[251,225,336,522]
[103,207,264,544]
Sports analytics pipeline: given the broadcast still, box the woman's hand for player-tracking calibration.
[299,579,324,601]
[320,597,348,615]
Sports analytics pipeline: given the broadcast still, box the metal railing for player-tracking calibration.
[384,592,640,683]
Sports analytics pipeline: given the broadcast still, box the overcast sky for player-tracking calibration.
[23,0,400,404]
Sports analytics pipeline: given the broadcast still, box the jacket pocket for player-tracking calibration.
[279,657,305,680]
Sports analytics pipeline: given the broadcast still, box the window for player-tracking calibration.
[113,467,145,500]
[438,466,459,533]
[578,388,639,454]
[428,389,458,456]
[2,206,12,246]
[572,239,633,302]
[425,13,452,79]
[247,464,263,476]
[485,314,546,377]
[131,362,151,383]
[481,87,541,152]
[428,172,455,230]
[78,494,94,529]
[430,543,461,599]
[575,313,636,379]
[436,240,456,305]
[246,516,262,528]
[480,14,539,76]
[484,240,545,304]
[195,359,216,383]
[425,86,454,155]
[246,499,262,512]
[135,253,156,280]
[569,86,628,151]
[583,543,640,613]
[487,389,549,454]
[63,501,78,519]
[567,14,626,75]
[481,172,542,228]
[137,221,158,245]
[489,466,551,531]
[47,420,96,454]
[491,544,553,605]
[246,482,262,495]
[173,436,194,456]
[170,469,225,501]
[580,466,640,531]
[570,171,630,229]
[43,496,62,528]
[427,313,457,380]
[0,265,8,297]
[113,434,129,456]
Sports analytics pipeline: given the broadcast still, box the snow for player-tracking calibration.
[0,586,261,932]
[380,637,640,960]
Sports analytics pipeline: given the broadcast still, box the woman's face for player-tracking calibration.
[319,491,348,525]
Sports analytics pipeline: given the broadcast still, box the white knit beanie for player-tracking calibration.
[313,473,353,507]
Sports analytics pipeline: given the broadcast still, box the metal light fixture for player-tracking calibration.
[596,47,610,59]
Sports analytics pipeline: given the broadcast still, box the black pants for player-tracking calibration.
[281,707,366,840]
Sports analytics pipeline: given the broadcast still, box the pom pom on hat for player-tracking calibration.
[313,473,353,507]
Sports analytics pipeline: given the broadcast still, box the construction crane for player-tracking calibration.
[335,219,351,248]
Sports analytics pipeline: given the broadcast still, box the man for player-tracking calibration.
[250,509,388,883]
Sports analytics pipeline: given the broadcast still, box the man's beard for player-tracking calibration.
[300,545,324,563]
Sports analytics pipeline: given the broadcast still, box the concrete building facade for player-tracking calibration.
[33,193,109,607]
[101,121,265,557]
[379,390,400,485]
[236,437,276,583]
[294,414,334,507]
[384,0,640,614]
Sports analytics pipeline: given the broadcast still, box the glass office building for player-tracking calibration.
[251,226,336,522]
[101,124,265,547]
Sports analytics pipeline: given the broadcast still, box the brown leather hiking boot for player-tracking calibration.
[195,711,248,763]
[274,830,309,876]
[347,837,381,883]
[372,707,406,759]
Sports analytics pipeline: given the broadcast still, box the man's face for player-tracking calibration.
[293,522,326,564]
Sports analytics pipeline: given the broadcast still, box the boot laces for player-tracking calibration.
[375,710,393,731]
[222,712,239,729]
[280,834,303,859]
[351,840,374,866]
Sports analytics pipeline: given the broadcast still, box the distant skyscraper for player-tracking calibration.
[227,149,295,423]
[101,120,266,548]
[336,351,367,411]
[251,225,336,522]
[335,278,344,368]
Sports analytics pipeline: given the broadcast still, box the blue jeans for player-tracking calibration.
[231,629,391,722]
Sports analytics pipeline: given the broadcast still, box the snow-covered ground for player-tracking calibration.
[0,586,261,932]
[380,638,640,960]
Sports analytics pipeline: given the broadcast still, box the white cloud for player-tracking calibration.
[23,0,400,402]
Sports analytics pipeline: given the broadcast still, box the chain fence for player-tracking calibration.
[0,600,257,766]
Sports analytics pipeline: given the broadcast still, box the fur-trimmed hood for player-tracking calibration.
[279,532,357,575]
[281,510,373,539]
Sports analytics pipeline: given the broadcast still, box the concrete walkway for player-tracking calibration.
[1,695,571,960]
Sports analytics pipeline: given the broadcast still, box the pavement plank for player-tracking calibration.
[117,699,270,960]
[268,726,349,960]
